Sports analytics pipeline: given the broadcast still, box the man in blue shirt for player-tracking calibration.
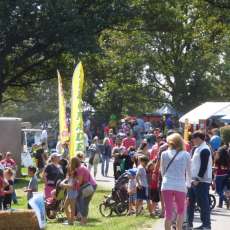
[209,129,221,152]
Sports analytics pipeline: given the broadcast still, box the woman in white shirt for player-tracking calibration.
[160,133,191,230]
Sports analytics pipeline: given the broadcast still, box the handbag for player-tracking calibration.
[81,182,94,198]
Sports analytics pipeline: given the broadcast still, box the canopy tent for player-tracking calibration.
[156,104,178,116]
[179,102,230,124]
[220,115,230,122]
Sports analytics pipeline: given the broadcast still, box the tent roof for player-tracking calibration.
[156,104,177,116]
[179,102,230,124]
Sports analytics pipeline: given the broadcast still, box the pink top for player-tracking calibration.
[1,159,16,168]
[122,137,136,150]
[76,166,97,186]
[150,144,160,161]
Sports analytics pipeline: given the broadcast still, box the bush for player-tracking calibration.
[220,126,230,145]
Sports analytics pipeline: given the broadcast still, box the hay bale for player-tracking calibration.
[0,209,40,230]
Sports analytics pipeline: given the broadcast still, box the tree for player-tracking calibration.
[0,0,135,103]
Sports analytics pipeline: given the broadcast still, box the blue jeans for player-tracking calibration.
[215,175,226,206]
[76,185,96,217]
[101,155,110,176]
[187,182,211,228]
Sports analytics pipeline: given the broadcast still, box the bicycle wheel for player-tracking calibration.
[209,194,216,210]
[99,203,113,217]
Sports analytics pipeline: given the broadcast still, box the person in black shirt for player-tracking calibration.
[43,153,64,199]
[34,143,47,177]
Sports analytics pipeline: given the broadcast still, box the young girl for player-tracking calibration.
[136,155,151,215]
[3,168,14,209]
[147,160,160,216]
[61,157,79,225]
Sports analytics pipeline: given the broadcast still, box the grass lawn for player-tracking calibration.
[12,176,156,230]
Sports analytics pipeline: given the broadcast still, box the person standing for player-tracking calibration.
[101,138,112,177]
[24,166,38,209]
[187,131,212,230]
[43,153,64,199]
[209,128,221,153]
[160,133,191,230]
[112,137,126,180]
[150,134,164,161]
[34,143,47,177]
[3,168,14,209]
[75,157,97,225]
[88,136,101,178]
[122,131,136,151]
[214,146,230,208]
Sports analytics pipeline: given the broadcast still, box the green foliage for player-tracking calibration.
[220,126,230,145]
[1,0,230,122]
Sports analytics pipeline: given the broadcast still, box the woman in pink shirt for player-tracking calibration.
[75,156,97,225]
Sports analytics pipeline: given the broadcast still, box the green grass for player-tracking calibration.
[12,176,155,230]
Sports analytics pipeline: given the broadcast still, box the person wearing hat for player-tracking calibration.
[43,152,64,199]
[127,168,137,215]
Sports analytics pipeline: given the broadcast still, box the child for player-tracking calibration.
[147,160,160,217]
[24,166,38,209]
[0,169,8,210]
[3,168,14,209]
[136,155,151,215]
[61,157,79,225]
[127,168,137,215]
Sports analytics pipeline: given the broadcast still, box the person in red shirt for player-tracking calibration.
[0,169,8,210]
[122,131,136,150]
[147,160,160,216]
[150,135,164,161]
[1,152,16,170]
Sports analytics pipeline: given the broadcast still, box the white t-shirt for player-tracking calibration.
[41,130,48,140]
[161,149,191,193]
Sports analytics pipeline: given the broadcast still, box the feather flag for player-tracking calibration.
[69,62,85,158]
[57,70,69,145]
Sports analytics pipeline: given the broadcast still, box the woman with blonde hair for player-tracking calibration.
[160,133,191,230]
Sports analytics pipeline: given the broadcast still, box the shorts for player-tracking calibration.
[149,189,160,202]
[67,190,78,199]
[136,187,149,201]
[129,193,137,203]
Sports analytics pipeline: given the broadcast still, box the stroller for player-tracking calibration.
[45,180,67,220]
[99,172,129,217]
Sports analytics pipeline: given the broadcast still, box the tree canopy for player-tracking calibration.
[1,0,230,122]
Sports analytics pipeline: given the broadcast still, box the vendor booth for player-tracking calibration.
[179,102,230,131]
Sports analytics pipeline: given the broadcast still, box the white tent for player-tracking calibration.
[179,102,230,124]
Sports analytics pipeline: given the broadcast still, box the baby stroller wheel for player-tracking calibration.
[115,203,128,216]
[46,208,57,219]
[209,194,216,210]
[99,203,112,217]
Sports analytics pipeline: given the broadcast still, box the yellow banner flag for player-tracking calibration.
[69,62,85,158]
[184,118,189,142]
[57,70,69,145]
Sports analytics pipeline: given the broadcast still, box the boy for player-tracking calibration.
[136,155,151,215]
[24,166,38,209]
[127,168,137,215]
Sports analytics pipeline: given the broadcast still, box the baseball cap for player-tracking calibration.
[127,168,137,176]
[50,152,61,158]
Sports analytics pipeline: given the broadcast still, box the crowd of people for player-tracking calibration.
[87,123,230,230]
[1,118,230,230]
